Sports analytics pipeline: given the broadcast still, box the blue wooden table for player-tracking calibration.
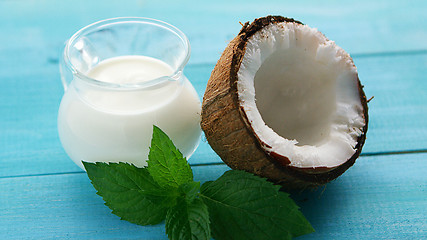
[1,1,426,239]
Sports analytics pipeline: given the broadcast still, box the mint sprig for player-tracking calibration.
[84,126,314,240]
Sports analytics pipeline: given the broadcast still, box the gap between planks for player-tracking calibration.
[1,149,426,180]
[184,49,427,67]
[43,49,427,68]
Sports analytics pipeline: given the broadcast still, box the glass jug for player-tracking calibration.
[58,17,201,170]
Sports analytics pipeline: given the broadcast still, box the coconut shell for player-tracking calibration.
[201,15,368,189]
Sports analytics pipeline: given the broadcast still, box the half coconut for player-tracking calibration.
[201,16,368,188]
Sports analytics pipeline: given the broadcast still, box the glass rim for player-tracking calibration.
[62,17,191,90]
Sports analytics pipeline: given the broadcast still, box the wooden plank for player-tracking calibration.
[0,0,426,65]
[355,53,427,155]
[1,153,425,239]
[1,53,427,177]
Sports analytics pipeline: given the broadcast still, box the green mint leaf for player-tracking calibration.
[84,161,177,225]
[147,125,193,189]
[166,197,211,240]
[200,170,314,240]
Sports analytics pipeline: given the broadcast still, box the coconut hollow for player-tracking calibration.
[201,16,368,189]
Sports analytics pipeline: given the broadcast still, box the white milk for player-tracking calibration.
[58,56,201,170]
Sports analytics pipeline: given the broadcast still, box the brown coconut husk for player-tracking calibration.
[201,15,368,189]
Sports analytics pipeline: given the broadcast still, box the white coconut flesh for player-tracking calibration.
[237,22,366,168]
